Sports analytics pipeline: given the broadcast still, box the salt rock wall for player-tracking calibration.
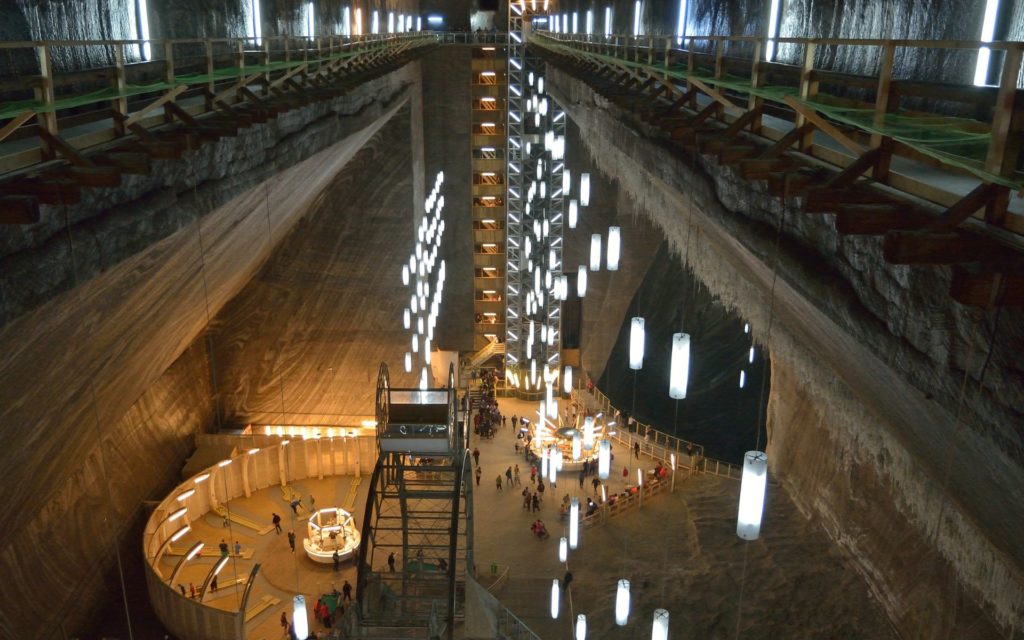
[546,64,1023,635]
[0,65,417,639]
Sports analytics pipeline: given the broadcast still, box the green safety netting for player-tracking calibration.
[534,36,1022,190]
[0,38,432,121]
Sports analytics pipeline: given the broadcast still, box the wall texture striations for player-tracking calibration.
[547,63,1023,636]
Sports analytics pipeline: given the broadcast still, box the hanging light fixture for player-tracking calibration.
[551,579,560,619]
[564,365,573,394]
[580,173,591,206]
[629,318,645,370]
[541,445,550,478]
[569,199,579,229]
[590,234,602,271]
[563,170,571,194]
[404,352,412,373]
[549,450,558,483]
[598,440,610,479]
[607,226,621,271]
[569,497,580,549]
[559,536,568,562]
[737,451,768,540]
[615,579,631,625]
[577,266,588,298]
[739,370,746,388]
[669,333,690,399]
[572,433,582,460]
[583,416,594,450]
[576,614,587,640]
[652,608,669,640]
[293,595,309,639]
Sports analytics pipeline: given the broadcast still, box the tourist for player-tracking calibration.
[309,494,315,511]
[288,530,296,552]
[272,513,282,534]
[388,552,396,572]
[496,475,503,491]
[537,479,545,499]
[234,541,241,556]
[623,466,629,483]
[290,497,301,514]
[219,539,229,557]
[563,570,573,591]
[211,575,218,593]
[280,612,288,634]
[530,465,537,484]
[342,580,353,602]
[178,584,186,597]
[473,447,480,466]
[634,442,640,458]
[320,601,331,627]
[475,466,482,486]
[592,477,601,497]
[189,582,196,599]
[522,487,531,510]
[531,494,540,512]
[578,469,585,488]
[505,466,513,485]
[514,464,521,486]
[333,549,340,571]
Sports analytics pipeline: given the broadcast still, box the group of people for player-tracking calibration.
[473,370,503,438]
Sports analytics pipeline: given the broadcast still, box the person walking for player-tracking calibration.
[234,541,241,556]
[342,580,353,602]
[219,539,229,557]
[592,477,601,497]
[473,447,480,466]
[634,441,640,459]
[178,584,186,597]
[388,551,396,572]
[189,582,196,599]
[288,530,296,552]
[578,469,585,489]
[522,487,531,510]
[623,466,630,483]
[530,465,537,484]
[514,464,521,486]
[211,575,218,593]
[280,612,289,636]
[272,513,282,534]
[333,549,340,572]
[563,570,574,591]
[475,466,482,486]
[537,480,545,501]
[531,493,540,512]
[496,474,503,491]
[505,466,513,485]
[309,494,316,512]
[290,497,301,514]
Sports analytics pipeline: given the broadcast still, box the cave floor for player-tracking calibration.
[471,396,899,639]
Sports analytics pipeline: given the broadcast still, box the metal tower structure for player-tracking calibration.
[355,363,472,640]
[505,3,566,401]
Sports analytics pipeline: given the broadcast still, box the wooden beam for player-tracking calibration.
[0,110,35,145]
[834,204,931,235]
[0,178,81,204]
[37,129,94,167]
[759,124,812,159]
[922,182,999,232]
[883,231,1008,265]
[950,269,1024,308]
[123,85,188,128]
[93,152,151,175]
[784,96,865,156]
[804,186,898,212]
[686,77,745,117]
[821,148,882,189]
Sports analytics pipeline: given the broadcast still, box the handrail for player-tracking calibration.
[532,30,1024,234]
[571,368,741,480]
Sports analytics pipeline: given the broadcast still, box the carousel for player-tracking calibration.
[302,507,361,564]
[530,411,611,472]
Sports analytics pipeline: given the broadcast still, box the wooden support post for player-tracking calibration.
[664,39,672,82]
[686,37,697,109]
[35,44,58,160]
[983,48,1023,227]
[204,40,216,111]
[262,39,271,96]
[870,41,897,181]
[648,36,654,65]
[748,39,765,134]
[796,42,818,151]
[163,40,176,124]
[111,44,128,136]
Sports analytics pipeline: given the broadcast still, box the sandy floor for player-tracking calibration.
[471,397,898,639]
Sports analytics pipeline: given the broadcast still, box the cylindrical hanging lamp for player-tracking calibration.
[652,608,669,640]
[615,579,630,625]
[669,333,690,399]
[598,440,610,479]
[550,579,560,619]
[572,433,582,461]
[293,595,309,639]
[580,173,591,206]
[737,450,768,540]
[559,536,568,562]
[569,497,580,549]
[607,226,621,271]
[576,614,587,640]
[569,199,579,229]
[577,266,588,298]
[564,365,573,394]
[590,234,602,271]
[583,416,594,450]
[629,317,645,370]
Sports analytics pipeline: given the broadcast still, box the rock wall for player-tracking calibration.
[0,64,418,638]
[546,63,1024,635]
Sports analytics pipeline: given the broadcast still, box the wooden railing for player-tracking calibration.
[534,31,1024,236]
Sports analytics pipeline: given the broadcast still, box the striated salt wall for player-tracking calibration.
[546,64,1024,635]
